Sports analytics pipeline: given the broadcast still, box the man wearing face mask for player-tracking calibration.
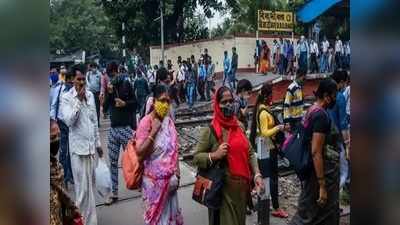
[283,68,306,132]
[234,79,253,130]
[59,64,103,225]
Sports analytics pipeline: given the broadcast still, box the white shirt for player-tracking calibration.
[335,40,343,53]
[147,69,156,83]
[310,42,319,56]
[322,40,329,53]
[345,44,351,55]
[177,65,186,82]
[60,87,101,155]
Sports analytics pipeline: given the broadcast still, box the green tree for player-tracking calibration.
[50,0,117,56]
[100,0,230,58]
[183,12,209,42]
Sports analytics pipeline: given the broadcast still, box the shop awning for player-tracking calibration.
[297,0,342,23]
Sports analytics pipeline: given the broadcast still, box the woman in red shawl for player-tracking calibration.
[193,86,264,225]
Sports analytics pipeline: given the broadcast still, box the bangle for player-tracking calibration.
[254,173,262,182]
[208,153,213,164]
[148,135,154,143]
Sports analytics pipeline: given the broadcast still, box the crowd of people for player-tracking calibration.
[255,35,350,75]
[49,46,350,225]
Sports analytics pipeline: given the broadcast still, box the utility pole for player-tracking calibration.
[160,0,165,66]
[122,22,126,65]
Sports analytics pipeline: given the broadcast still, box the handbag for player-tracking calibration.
[192,125,226,210]
[282,106,327,181]
[122,132,144,190]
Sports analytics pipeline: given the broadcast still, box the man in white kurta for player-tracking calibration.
[60,66,102,225]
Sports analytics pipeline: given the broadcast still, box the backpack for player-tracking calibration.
[122,132,143,190]
[281,106,328,181]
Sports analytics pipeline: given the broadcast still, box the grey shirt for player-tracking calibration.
[86,70,101,93]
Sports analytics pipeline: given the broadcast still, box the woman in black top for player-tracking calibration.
[289,79,341,225]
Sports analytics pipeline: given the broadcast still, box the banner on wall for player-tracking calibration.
[258,10,294,32]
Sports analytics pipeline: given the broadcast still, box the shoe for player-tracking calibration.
[105,195,118,206]
[271,208,289,218]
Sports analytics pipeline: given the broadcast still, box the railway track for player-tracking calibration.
[175,98,314,127]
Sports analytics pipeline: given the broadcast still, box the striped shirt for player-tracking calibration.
[283,80,305,122]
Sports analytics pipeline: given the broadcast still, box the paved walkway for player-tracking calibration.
[93,116,289,225]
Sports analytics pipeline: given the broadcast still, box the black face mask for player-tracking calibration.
[50,140,60,156]
[221,104,235,118]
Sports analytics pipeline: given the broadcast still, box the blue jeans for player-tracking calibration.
[229,68,237,89]
[186,82,195,107]
[206,80,214,101]
[320,52,328,73]
[299,51,308,73]
[223,71,229,86]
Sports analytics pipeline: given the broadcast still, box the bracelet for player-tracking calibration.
[208,153,213,164]
[148,135,154,143]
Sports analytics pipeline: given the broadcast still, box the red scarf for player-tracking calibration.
[211,88,251,180]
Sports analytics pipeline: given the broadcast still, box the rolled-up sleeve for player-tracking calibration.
[193,127,212,169]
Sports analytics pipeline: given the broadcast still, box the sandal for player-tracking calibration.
[271,208,289,218]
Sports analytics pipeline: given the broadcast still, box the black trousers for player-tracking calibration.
[310,53,319,73]
[270,148,280,209]
[198,79,206,100]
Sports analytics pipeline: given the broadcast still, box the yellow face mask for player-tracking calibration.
[154,100,170,119]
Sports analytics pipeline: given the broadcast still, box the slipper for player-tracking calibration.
[271,209,289,218]
[105,196,118,206]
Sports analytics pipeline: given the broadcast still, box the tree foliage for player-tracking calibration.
[100,0,230,57]
[183,12,209,42]
[50,0,117,55]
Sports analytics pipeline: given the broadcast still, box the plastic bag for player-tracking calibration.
[95,158,111,198]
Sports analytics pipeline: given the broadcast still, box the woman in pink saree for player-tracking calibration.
[136,84,184,225]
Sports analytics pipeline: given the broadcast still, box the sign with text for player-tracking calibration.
[258,10,294,32]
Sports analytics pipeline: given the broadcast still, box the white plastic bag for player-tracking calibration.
[95,158,112,198]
